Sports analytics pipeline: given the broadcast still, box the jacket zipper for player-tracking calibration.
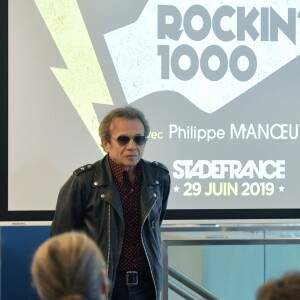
[141,195,159,300]
[107,205,111,300]
[108,204,125,294]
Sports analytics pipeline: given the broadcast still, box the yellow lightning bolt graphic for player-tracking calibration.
[34,0,113,150]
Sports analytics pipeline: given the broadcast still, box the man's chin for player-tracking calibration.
[123,159,139,167]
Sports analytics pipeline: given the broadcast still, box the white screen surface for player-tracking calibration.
[7,0,300,220]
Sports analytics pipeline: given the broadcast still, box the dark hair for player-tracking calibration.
[256,271,300,300]
[98,106,150,148]
[31,232,106,300]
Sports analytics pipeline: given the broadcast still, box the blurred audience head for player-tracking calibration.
[256,271,300,300]
[31,231,107,300]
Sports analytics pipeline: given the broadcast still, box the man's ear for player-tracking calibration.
[101,139,110,153]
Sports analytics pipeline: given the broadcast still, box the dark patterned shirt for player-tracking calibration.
[109,157,149,271]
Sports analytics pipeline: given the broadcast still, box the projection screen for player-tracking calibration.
[2,0,300,222]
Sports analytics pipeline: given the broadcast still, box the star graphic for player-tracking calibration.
[173,185,180,192]
[278,185,285,192]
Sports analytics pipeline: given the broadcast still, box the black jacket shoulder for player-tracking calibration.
[142,160,169,173]
[152,161,169,173]
[73,163,94,176]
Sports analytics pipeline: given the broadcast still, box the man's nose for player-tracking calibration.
[126,138,137,148]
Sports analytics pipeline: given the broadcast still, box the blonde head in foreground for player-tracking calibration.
[31,232,107,300]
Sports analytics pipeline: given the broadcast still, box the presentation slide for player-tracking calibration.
[6,0,300,221]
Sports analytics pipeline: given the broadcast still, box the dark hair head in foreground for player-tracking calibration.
[256,271,300,300]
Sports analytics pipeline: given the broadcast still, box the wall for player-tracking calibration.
[1,226,50,300]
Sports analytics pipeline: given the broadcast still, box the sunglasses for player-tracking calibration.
[111,135,147,146]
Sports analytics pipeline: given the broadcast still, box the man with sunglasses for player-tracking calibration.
[51,106,171,300]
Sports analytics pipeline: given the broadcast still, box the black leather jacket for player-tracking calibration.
[51,155,170,299]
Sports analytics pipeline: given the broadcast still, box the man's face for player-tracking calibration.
[102,117,146,171]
